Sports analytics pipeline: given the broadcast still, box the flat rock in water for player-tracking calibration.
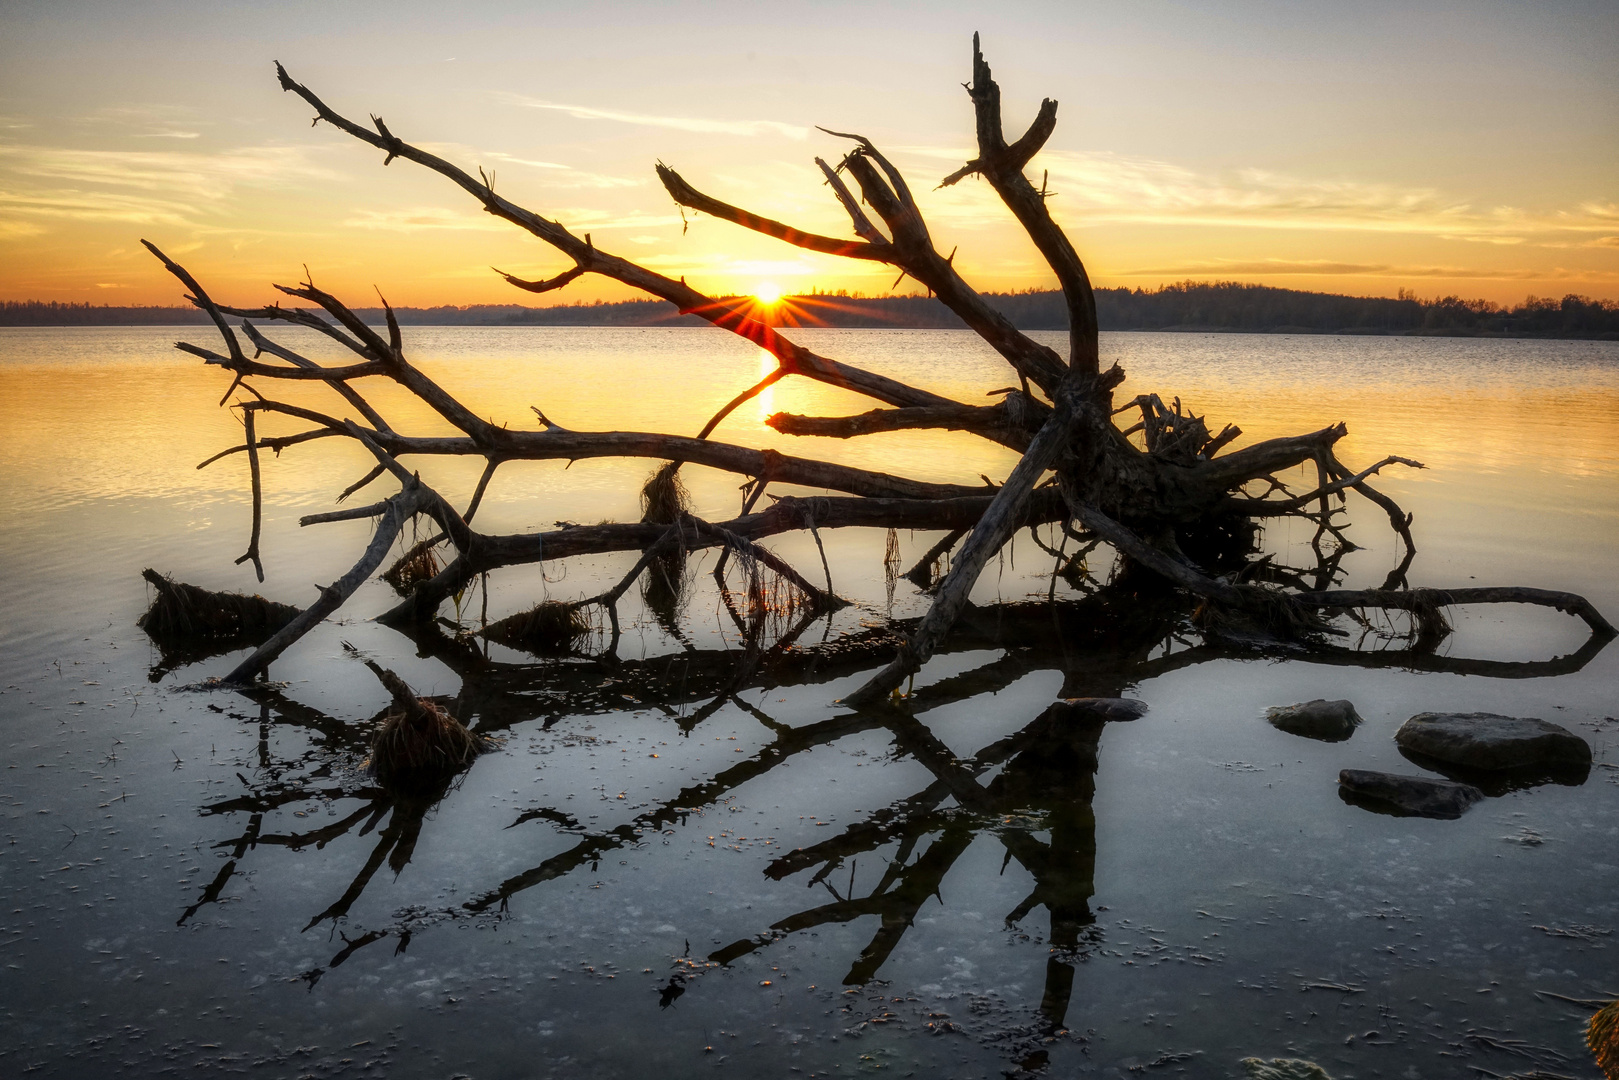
[1043,697,1148,723]
[1338,769,1484,819]
[1267,698,1361,742]
[1395,712,1591,770]
[1241,1059,1333,1080]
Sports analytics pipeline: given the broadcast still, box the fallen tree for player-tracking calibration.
[146,35,1611,698]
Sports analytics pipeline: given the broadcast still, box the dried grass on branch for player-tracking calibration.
[138,568,300,641]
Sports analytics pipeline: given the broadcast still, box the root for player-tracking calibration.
[364,660,483,791]
[483,600,594,655]
[137,569,300,641]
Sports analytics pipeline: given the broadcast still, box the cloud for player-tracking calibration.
[1117,258,1615,281]
[0,218,48,239]
[0,143,338,202]
[0,188,197,226]
[548,209,684,231]
[496,92,809,140]
[1591,236,1619,249]
[900,145,1618,243]
[484,152,643,189]
[343,207,509,232]
[131,130,202,140]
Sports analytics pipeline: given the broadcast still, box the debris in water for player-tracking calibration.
[364,660,484,791]
[137,568,299,641]
[1240,1059,1332,1080]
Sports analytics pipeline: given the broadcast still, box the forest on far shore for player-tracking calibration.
[5,281,1617,338]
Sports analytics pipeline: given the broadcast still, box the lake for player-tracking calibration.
[1,326,1616,1079]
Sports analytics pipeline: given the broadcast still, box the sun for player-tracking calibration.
[752,282,783,305]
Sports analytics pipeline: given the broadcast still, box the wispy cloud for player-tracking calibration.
[0,188,197,227]
[0,218,48,239]
[0,143,342,236]
[495,92,809,140]
[343,207,509,232]
[1118,258,1616,281]
[548,209,684,231]
[131,130,202,140]
[484,152,643,189]
[0,143,338,201]
[901,145,1618,243]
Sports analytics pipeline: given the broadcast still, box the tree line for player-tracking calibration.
[5,282,1616,338]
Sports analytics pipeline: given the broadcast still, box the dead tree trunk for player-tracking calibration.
[143,35,1611,692]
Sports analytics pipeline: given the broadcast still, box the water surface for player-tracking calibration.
[1,327,1616,1078]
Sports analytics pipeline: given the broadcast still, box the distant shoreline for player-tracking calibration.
[5,282,1617,340]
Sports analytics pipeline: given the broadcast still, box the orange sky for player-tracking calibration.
[2,1,1616,308]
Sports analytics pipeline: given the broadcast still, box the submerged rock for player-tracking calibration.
[1266,698,1361,742]
[1338,769,1484,819]
[1241,1059,1332,1080]
[1395,712,1592,771]
[1045,697,1148,723]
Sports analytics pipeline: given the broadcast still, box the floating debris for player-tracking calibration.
[137,568,299,641]
[1240,1059,1331,1080]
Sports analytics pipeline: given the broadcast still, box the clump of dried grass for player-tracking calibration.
[483,600,594,655]
[638,464,695,625]
[641,461,691,525]
[381,540,443,596]
[365,661,484,790]
[1589,998,1618,1080]
[137,568,300,641]
[1192,584,1329,641]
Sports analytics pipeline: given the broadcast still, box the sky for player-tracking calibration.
[2,0,1616,308]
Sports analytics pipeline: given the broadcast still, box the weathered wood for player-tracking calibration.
[221,484,428,684]
[842,390,1082,706]
[130,37,1611,690]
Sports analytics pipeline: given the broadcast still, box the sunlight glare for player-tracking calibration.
[756,348,776,420]
[753,282,783,305]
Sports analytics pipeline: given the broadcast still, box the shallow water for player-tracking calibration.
[1,326,1617,1078]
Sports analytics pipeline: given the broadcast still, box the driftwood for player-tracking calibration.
[143,34,1611,694]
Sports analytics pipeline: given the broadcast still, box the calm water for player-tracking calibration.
[1,326,1617,1079]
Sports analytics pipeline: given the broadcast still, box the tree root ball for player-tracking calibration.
[364,661,484,791]
[137,568,300,641]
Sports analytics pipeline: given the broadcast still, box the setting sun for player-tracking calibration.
[752,282,783,305]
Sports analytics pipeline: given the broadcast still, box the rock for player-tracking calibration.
[1395,712,1592,771]
[1043,697,1148,723]
[1266,699,1361,742]
[1338,769,1484,819]
[1241,1059,1332,1080]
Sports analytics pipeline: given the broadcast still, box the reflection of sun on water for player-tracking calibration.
[757,348,776,420]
